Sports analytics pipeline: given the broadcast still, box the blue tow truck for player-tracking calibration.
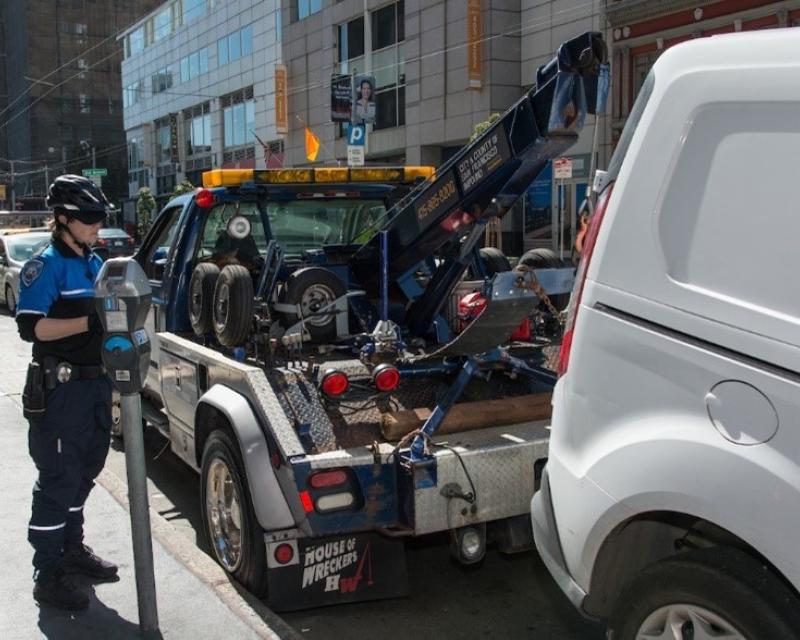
[133,32,608,610]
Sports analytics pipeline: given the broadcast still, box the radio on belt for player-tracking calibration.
[94,258,152,394]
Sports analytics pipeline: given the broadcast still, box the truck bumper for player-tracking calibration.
[531,466,587,610]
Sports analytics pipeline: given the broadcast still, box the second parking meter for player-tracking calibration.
[94,258,159,634]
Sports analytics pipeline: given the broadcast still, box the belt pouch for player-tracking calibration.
[23,362,46,422]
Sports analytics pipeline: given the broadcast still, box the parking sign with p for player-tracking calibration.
[347,124,366,146]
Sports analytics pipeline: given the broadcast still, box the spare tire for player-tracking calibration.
[189,263,221,336]
[213,265,254,346]
[479,247,511,276]
[281,267,347,342]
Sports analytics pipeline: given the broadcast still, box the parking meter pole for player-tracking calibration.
[94,258,158,635]
[120,392,159,633]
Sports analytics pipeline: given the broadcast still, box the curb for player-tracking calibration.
[97,467,303,640]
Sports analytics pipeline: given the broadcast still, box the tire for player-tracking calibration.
[200,430,268,597]
[479,247,511,276]
[5,285,16,315]
[608,547,800,640]
[189,263,221,336]
[281,267,347,341]
[213,265,253,346]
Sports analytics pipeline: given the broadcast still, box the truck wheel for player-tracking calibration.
[479,247,511,276]
[200,430,268,597]
[281,267,346,341]
[608,548,800,640]
[213,265,253,346]
[518,248,569,311]
[189,263,220,336]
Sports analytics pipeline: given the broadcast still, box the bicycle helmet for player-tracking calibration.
[46,174,111,224]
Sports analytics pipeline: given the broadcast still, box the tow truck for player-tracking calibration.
[133,32,608,610]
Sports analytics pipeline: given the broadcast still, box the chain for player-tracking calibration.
[515,265,565,324]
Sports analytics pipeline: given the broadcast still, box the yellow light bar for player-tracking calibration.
[202,169,254,188]
[202,166,436,188]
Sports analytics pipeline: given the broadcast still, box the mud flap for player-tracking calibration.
[266,532,409,611]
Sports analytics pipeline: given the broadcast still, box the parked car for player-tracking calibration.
[0,231,51,314]
[532,29,800,640]
[94,227,136,260]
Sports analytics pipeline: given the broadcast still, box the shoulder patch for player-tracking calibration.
[21,259,45,287]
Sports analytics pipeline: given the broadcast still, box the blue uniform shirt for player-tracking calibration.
[16,235,104,365]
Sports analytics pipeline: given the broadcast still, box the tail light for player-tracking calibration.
[195,189,215,209]
[96,238,108,246]
[320,369,349,396]
[274,543,295,565]
[304,468,359,514]
[127,237,135,245]
[558,183,613,377]
[308,469,348,489]
[373,364,400,392]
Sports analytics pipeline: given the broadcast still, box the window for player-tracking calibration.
[218,25,253,66]
[143,207,182,280]
[180,48,209,82]
[276,9,282,42]
[297,0,322,21]
[197,202,266,263]
[183,102,212,156]
[155,119,173,166]
[337,17,365,63]
[75,23,88,47]
[154,7,173,40]
[79,94,91,114]
[123,81,143,107]
[128,26,145,57]
[128,136,147,186]
[183,0,207,24]
[77,58,89,79]
[151,66,174,94]
[371,2,405,130]
[222,88,255,149]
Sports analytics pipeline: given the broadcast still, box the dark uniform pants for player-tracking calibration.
[27,378,112,579]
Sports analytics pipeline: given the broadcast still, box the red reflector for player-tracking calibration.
[309,469,348,489]
[195,189,215,209]
[373,364,400,392]
[320,370,349,396]
[274,543,294,565]
[299,490,314,513]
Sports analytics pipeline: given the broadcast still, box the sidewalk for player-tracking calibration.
[0,321,299,639]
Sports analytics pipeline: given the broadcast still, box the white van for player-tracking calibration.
[532,29,800,639]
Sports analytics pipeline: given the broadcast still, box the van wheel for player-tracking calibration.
[608,548,800,640]
[189,263,220,336]
[281,267,346,341]
[5,285,16,315]
[200,430,268,597]
[213,265,253,346]
[479,247,511,276]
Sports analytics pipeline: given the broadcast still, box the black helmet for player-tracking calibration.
[46,174,111,224]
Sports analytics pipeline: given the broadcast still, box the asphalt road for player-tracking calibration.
[0,308,604,639]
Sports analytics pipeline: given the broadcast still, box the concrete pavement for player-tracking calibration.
[0,312,299,639]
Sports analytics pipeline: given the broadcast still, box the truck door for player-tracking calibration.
[138,205,184,396]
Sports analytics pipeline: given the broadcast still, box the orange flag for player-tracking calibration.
[305,127,320,162]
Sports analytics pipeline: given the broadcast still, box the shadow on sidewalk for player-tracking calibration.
[36,582,160,640]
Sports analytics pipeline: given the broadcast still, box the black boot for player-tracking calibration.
[61,544,118,581]
[33,569,90,610]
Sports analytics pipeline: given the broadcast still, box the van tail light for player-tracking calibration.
[558,183,613,377]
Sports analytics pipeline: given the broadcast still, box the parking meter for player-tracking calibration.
[94,258,151,392]
[94,257,159,634]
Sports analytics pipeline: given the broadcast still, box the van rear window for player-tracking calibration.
[606,71,655,181]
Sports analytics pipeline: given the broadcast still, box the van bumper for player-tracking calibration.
[532,466,587,610]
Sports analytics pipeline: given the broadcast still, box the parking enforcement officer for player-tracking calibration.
[17,174,118,610]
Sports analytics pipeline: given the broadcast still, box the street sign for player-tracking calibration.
[553,158,573,179]
[347,146,365,167]
[347,124,366,146]
[82,167,108,177]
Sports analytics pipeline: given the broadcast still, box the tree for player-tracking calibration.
[170,179,195,200]
[136,187,156,240]
[470,113,501,142]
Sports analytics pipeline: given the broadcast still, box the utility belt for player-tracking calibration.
[23,357,106,422]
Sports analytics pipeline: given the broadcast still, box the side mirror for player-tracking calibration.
[152,258,167,280]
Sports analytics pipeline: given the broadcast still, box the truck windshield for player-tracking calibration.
[266,199,386,256]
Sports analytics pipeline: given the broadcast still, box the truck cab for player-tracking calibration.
[533,28,800,639]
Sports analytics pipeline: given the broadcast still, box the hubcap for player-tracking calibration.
[300,283,336,327]
[637,604,746,640]
[205,458,243,572]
